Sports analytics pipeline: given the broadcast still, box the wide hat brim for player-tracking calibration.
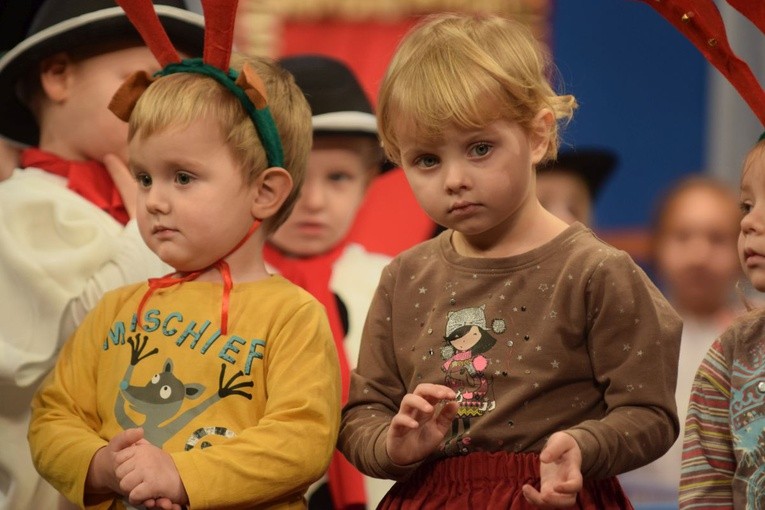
[0,4,204,146]
[280,54,395,173]
[537,148,618,200]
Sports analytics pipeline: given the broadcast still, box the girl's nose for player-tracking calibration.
[741,206,763,235]
[443,161,470,194]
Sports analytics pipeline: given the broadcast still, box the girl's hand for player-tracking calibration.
[103,153,136,219]
[385,383,458,466]
[521,431,583,508]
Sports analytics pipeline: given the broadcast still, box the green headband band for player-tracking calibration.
[155,58,285,168]
[759,131,765,143]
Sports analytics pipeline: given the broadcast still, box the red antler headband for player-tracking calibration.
[635,0,765,130]
[110,0,284,167]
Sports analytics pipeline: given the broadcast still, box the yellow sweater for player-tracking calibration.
[30,275,341,509]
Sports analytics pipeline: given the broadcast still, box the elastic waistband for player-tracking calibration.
[411,451,539,487]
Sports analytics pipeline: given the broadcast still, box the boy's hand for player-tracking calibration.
[85,427,145,497]
[386,383,458,466]
[521,431,583,508]
[103,153,136,219]
[115,441,188,509]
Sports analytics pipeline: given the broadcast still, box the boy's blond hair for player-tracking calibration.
[128,54,312,233]
[377,13,576,165]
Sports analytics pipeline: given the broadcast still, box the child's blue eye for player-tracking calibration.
[471,143,491,157]
[136,174,152,188]
[328,172,352,183]
[175,172,193,185]
[416,155,439,168]
[740,201,753,214]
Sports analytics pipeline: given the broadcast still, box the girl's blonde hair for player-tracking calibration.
[377,13,576,165]
[128,54,312,234]
[742,138,765,181]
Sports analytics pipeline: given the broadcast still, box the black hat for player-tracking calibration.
[279,54,379,137]
[537,147,618,200]
[0,0,204,146]
[0,0,46,54]
[280,54,393,172]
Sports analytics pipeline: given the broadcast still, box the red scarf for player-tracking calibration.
[137,221,262,336]
[263,240,367,510]
[21,148,129,225]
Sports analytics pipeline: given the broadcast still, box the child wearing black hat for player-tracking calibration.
[0,1,203,509]
[535,147,618,226]
[264,54,395,510]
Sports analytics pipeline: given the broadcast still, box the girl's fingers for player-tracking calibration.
[412,383,456,403]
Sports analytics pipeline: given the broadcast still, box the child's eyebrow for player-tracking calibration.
[739,181,753,194]
[399,147,422,160]
[127,161,144,176]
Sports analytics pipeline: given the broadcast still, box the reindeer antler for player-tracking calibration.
[114,0,181,67]
[108,0,284,168]
[201,0,239,71]
[636,0,765,126]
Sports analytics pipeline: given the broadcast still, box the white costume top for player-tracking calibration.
[0,168,169,510]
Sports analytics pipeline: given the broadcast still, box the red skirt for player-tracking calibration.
[378,451,634,510]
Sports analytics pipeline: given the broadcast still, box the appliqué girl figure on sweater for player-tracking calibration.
[441,305,497,454]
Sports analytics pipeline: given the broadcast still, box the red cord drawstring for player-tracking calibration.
[136,219,261,335]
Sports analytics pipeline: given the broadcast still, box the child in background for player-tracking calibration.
[679,140,765,507]
[28,3,339,509]
[265,54,394,510]
[651,177,743,328]
[339,12,682,509]
[0,1,203,508]
[620,176,743,507]
[535,148,618,226]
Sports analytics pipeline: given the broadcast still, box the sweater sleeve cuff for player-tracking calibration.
[562,427,599,478]
[169,452,201,508]
[373,426,424,480]
[72,439,109,508]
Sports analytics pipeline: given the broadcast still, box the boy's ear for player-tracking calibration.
[38,52,74,102]
[529,109,555,165]
[250,167,293,219]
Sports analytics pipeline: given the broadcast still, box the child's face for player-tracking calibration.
[269,136,371,257]
[655,186,741,315]
[450,325,481,352]
[739,157,765,291]
[53,46,160,163]
[397,118,542,241]
[129,118,256,272]
[536,170,593,225]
